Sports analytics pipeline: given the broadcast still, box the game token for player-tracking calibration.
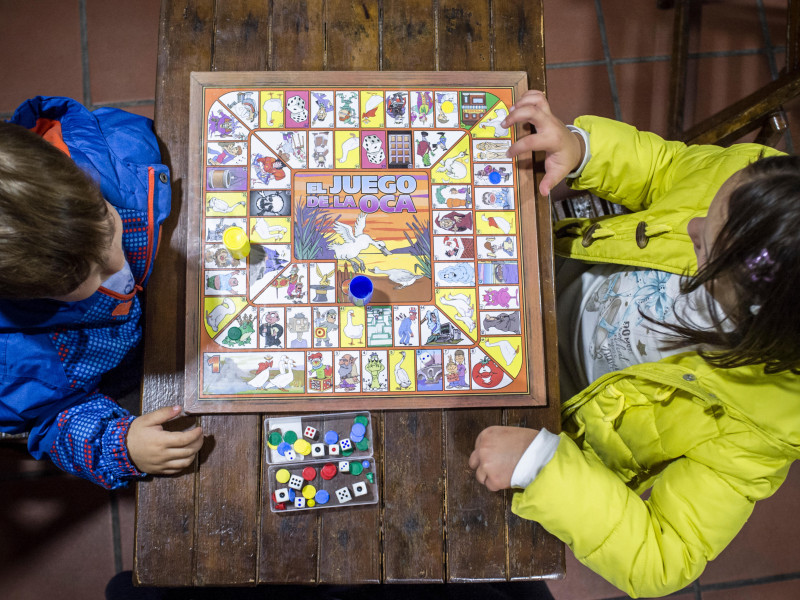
[366,472,375,483]
[315,490,330,505]
[275,468,291,484]
[324,430,339,445]
[268,430,283,447]
[354,415,369,427]
[348,275,374,307]
[355,438,370,451]
[342,448,354,457]
[293,439,312,455]
[222,226,250,259]
[489,171,502,184]
[361,460,371,469]
[307,499,316,508]
[302,466,317,481]
[349,462,363,476]
[284,430,298,444]
[320,463,338,480]
[302,485,317,499]
[350,422,367,438]
[276,441,291,456]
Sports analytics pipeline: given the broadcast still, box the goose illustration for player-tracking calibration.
[207,196,246,213]
[343,310,364,345]
[480,213,512,234]
[394,351,412,389]
[436,151,468,181]
[246,355,274,389]
[261,355,297,390]
[251,219,287,241]
[439,293,475,331]
[206,298,237,332]
[484,339,520,366]
[330,212,391,272]
[369,266,424,289]
[479,108,509,137]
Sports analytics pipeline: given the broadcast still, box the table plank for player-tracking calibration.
[134,0,216,586]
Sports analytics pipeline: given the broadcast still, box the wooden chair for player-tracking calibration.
[665,0,800,146]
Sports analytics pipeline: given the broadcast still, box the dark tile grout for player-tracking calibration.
[593,0,622,120]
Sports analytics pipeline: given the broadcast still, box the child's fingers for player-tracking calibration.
[137,405,183,427]
[163,426,204,449]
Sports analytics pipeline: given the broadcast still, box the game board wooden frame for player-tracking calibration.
[184,71,547,413]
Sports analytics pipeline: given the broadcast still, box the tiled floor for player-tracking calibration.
[1,1,799,599]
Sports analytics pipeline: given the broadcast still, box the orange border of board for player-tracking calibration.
[184,71,546,413]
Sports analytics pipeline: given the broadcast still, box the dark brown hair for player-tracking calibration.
[664,155,800,374]
[0,121,113,299]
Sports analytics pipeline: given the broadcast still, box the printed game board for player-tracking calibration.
[185,72,547,413]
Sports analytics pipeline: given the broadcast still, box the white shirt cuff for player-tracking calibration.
[565,125,591,179]
[509,428,561,489]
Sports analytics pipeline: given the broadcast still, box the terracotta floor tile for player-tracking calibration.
[543,0,605,64]
[700,464,800,585]
[0,476,116,599]
[545,65,617,124]
[0,0,84,114]
[703,578,800,600]
[697,0,768,53]
[602,0,674,60]
[86,0,161,105]
[615,60,672,136]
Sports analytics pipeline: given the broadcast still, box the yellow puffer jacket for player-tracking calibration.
[512,117,800,597]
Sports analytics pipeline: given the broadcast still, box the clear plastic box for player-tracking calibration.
[264,411,378,512]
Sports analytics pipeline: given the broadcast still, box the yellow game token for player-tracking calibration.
[307,499,316,508]
[222,226,251,259]
[275,468,291,484]
[302,485,316,499]
[293,439,312,455]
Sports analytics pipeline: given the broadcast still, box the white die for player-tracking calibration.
[338,461,350,473]
[352,481,368,497]
[328,444,340,456]
[311,443,326,457]
[339,438,352,451]
[286,95,306,113]
[365,150,385,165]
[362,134,382,153]
[304,426,318,440]
[275,488,291,503]
[284,449,297,461]
[288,474,304,490]
[294,496,306,508]
[335,487,352,503]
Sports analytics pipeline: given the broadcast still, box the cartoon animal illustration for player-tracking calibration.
[479,108,509,137]
[338,135,360,164]
[207,196,246,213]
[482,312,521,334]
[246,354,274,389]
[480,213,512,234]
[343,310,364,345]
[394,351,412,390]
[251,219,287,241]
[437,263,475,286]
[484,339,520,366]
[364,352,385,390]
[482,287,518,309]
[439,292,475,331]
[206,298,236,332]
[330,212,391,272]
[436,150,468,181]
[369,266,423,289]
[361,94,383,125]
[262,96,283,125]
[260,354,297,390]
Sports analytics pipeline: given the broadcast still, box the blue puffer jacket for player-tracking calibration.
[0,97,171,489]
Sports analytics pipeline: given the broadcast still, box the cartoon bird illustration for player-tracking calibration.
[330,212,391,272]
[369,266,424,289]
[394,351,412,389]
[480,213,512,235]
[251,219,287,241]
[439,292,475,331]
[436,151,468,181]
[207,196,246,213]
[206,298,236,332]
[484,339,520,366]
[479,108,509,137]
[261,355,296,390]
[343,310,364,345]
[361,94,384,125]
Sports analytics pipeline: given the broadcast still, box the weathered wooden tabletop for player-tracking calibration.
[134,0,563,586]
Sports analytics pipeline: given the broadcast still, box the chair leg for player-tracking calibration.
[754,110,788,147]
[667,0,702,140]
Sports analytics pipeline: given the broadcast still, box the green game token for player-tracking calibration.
[268,431,283,446]
[342,448,353,457]
[365,472,375,483]
[284,430,298,444]
[227,326,242,340]
[354,415,369,426]
[355,438,370,451]
[349,462,363,476]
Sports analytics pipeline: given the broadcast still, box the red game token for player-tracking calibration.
[302,466,317,481]
[320,463,338,480]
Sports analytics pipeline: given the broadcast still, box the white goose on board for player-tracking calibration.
[330,212,391,272]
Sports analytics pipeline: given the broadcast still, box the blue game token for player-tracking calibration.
[489,171,502,184]
[350,433,364,443]
[324,430,339,445]
[362,460,371,469]
[315,490,330,505]
[289,489,297,501]
[351,422,367,437]
[276,441,292,456]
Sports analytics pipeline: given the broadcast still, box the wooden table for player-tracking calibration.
[134,0,562,586]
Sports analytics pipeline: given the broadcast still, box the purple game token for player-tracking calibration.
[324,430,339,445]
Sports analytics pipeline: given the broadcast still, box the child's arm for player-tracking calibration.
[126,406,204,474]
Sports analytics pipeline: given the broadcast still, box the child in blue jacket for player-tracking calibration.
[0,97,203,489]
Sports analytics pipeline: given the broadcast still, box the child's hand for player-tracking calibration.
[501,90,584,196]
[127,406,204,475]
[469,426,538,491]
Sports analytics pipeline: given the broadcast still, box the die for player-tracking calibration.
[335,487,353,503]
[275,488,291,503]
[311,443,326,457]
[288,474,304,490]
[339,438,353,452]
[294,496,306,508]
[352,481,368,497]
[328,444,340,456]
[304,426,319,440]
[338,461,350,473]
[284,449,297,461]
[362,134,382,154]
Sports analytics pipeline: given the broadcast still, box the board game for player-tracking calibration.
[185,72,547,413]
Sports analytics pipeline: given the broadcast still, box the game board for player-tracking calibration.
[185,72,547,413]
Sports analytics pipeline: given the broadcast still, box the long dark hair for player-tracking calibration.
[662,155,800,374]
